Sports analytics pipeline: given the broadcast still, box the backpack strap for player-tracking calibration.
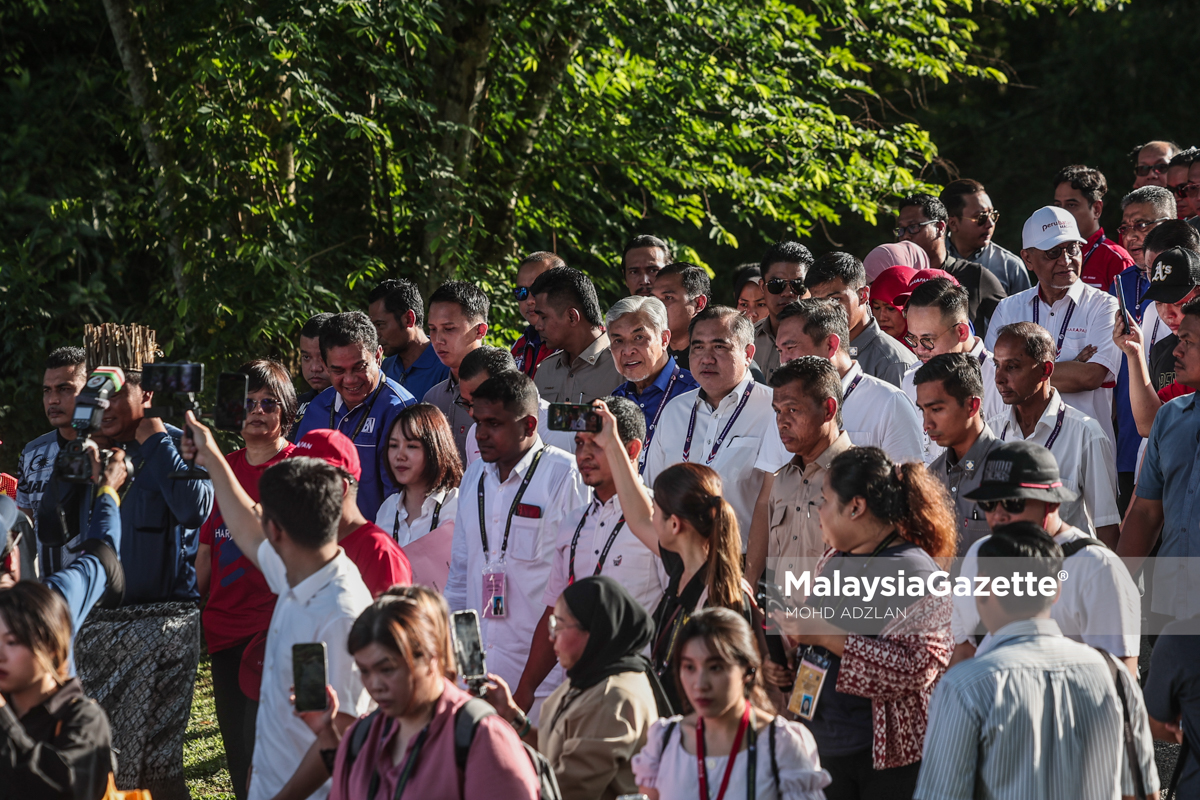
[1061,537,1106,558]
[769,718,779,792]
[659,720,679,763]
[1100,650,1149,800]
[455,698,498,770]
[347,709,385,765]
[1166,734,1190,800]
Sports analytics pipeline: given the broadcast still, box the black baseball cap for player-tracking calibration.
[963,441,1079,504]
[1143,247,1200,304]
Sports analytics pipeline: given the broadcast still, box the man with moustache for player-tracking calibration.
[368,278,448,402]
[942,179,1031,295]
[753,240,813,380]
[1130,140,1179,190]
[621,234,672,297]
[653,262,710,370]
[531,266,622,404]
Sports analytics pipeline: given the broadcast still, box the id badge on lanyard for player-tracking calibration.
[483,560,507,619]
[788,647,831,721]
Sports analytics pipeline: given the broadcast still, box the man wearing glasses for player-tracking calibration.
[1166,147,1198,220]
[752,240,813,380]
[985,207,1122,451]
[510,251,564,378]
[1051,165,1134,292]
[942,178,1031,295]
[1130,140,1179,190]
[895,193,1007,339]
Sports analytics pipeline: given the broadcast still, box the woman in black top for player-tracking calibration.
[0,582,112,800]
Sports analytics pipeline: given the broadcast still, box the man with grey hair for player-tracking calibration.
[1119,185,1176,272]
[643,306,790,541]
[608,296,698,470]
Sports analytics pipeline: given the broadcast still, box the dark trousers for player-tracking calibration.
[211,641,258,800]
[1118,471,1136,518]
[822,749,921,800]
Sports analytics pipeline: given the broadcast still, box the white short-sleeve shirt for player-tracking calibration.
[249,543,374,800]
[840,361,925,464]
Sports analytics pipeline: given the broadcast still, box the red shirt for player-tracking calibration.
[1080,228,1134,292]
[510,332,554,378]
[1158,381,1196,403]
[340,522,412,597]
[199,445,296,654]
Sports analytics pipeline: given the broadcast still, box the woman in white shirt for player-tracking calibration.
[632,607,830,800]
[375,404,462,586]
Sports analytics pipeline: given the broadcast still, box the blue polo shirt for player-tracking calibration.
[1110,265,1154,472]
[381,344,449,406]
[611,357,698,460]
[293,376,416,519]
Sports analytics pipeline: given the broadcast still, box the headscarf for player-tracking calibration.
[561,576,653,691]
[863,241,931,283]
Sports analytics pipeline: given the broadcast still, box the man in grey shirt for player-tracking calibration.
[805,251,916,387]
[916,524,1158,800]
[942,178,1032,295]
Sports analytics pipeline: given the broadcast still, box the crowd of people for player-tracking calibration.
[5,140,1200,799]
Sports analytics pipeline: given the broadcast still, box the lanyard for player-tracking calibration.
[1031,296,1077,357]
[1082,234,1105,266]
[682,382,754,464]
[477,447,546,561]
[367,724,429,800]
[1002,403,1066,450]
[1149,318,1162,351]
[696,701,751,800]
[567,504,627,584]
[639,365,682,473]
[393,496,443,541]
[842,373,864,403]
[329,378,386,441]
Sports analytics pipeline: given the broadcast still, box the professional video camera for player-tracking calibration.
[55,367,130,484]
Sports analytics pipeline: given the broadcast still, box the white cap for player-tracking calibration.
[1022,206,1087,251]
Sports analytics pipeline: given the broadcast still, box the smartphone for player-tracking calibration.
[1114,274,1131,335]
[292,642,328,713]
[547,402,600,433]
[143,362,205,394]
[214,372,249,431]
[451,609,486,686]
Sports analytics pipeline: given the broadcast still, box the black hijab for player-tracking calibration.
[561,576,653,690]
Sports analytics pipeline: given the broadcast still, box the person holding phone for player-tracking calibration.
[195,360,297,800]
[299,595,539,800]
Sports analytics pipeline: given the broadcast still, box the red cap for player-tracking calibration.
[870,266,919,310]
[908,268,959,290]
[291,429,362,480]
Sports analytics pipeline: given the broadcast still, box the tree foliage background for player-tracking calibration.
[4,0,1186,470]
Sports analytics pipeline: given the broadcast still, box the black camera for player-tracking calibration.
[55,367,128,484]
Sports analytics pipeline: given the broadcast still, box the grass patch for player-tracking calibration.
[185,654,235,800]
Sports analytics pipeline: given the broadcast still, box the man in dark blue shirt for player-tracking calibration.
[368,278,448,403]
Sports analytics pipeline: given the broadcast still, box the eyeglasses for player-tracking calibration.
[453,395,473,411]
[1037,242,1082,260]
[1134,162,1171,178]
[976,498,1028,514]
[513,286,531,302]
[903,326,954,351]
[1117,218,1171,236]
[894,220,939,238]
[765,278,806,295]
[548,615,582,637]
[965,210,1000,226]
[245,398,281,414]
[1170,182,1197,200]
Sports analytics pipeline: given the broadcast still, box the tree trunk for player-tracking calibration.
[100,0,187,302]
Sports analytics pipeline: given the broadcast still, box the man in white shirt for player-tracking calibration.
[985,206,1121,447]
[183,418,373,800]
[950,441,1140,676]
[445,371,587,723]
[514,395,666,711]
[902,278,1005,463]
[643,306,789,545]
[989,321,1120,545]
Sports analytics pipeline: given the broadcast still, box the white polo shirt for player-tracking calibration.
[985,280,1120,446]
[374,487,459,548]
[986,389,1120,535]
[840,361,925,464]
[464,398,576,464]
[250,543,374,800]
[902,337,1006,464]
[444,437,587,699]
[542,488,668,615]
[952,523,1140,658]
[643,374,787,548]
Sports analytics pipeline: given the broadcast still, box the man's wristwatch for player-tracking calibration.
[511,710,532,738]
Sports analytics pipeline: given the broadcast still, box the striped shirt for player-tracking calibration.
[915,618,1158,800]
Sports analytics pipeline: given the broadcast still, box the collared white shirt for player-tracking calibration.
[985,279,1121,447]
[952,524,1140,657]
[445,437,587,698]
[542,488,668,615]
[902,337,1006,464]
[644,374,787,548]
[986,389,1120,534]
[250,543,374,800]
[374,487,459,548]
[840,361,925,464]
[464,398,576,464]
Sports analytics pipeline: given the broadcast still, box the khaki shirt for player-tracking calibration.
[767,431,854,579]
[535,333,623,404]
[753,317,781,381]
[929,424,1000,555]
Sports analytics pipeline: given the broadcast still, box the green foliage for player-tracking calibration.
[0,0,1112,467]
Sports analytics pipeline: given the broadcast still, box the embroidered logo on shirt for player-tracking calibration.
[362,417,376,434]
[849,346,858,357]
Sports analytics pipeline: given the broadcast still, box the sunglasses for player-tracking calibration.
[1134,162,1170,178]
[976,498,1027,514]
[1170,182,1197,200]
[766,278,806,295]
[894,220,938,238]
[903,327,953,351]
[965,209,1000,225]
[513,286,531,301]
[1117,218,1171,236]
[245,398,281,414]
[1038,242,1082,260]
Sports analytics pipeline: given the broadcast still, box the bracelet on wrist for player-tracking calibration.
[515,714,532,738]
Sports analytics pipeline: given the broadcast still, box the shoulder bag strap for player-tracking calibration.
[1102,650,1149,800]
[1166,734,1190,800]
